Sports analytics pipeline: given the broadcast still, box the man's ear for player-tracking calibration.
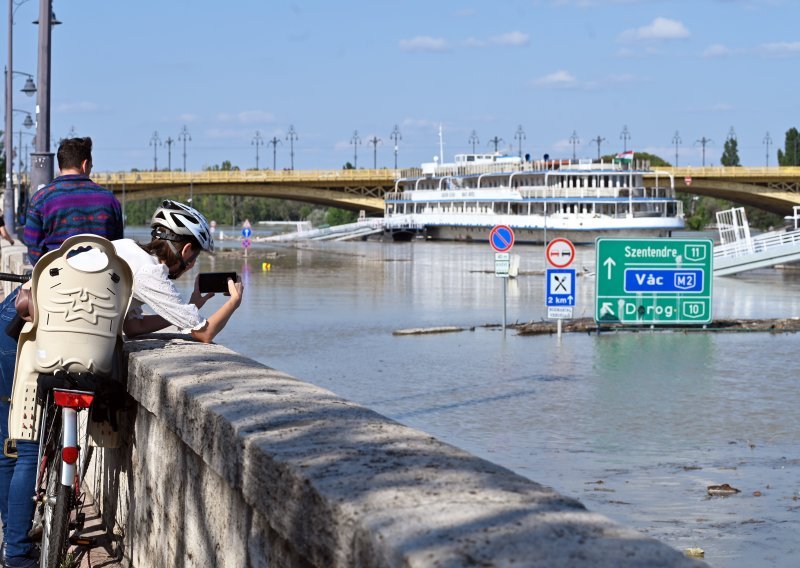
[80,159,91,174]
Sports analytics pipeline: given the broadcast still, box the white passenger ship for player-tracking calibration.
[383,153,684,244]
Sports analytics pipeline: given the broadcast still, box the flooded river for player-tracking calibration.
[168,230,799,568]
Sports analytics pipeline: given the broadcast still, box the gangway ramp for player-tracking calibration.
[714,206,800,276]
[264,218,384,242]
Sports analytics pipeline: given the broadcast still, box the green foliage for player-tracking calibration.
[720,137,741,166]
[600,151,670,167]
[342,162,355,170]
[778,127,800,166]
[325,208,358,226]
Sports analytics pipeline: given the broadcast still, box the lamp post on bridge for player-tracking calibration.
[252,130,264,169]
[620,125,631,153]
[351,130,361,168]
[286,125,297,170]
[514,125,526,159]
[149,131,161,171]
[468,130,479,154]
[390,124,401,170]
[164,136,174,171]
[178,125,191,171]
[672,131,682,166]
[368,135,381,169]
[590,135,606,160]
[569,130,579,161]
[695,136,712,166]
[763,132,772,167]
[268,136,281,170]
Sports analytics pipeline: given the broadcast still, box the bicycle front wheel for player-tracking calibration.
[39,446,73,568]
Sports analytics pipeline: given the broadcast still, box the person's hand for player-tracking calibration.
[5,236,13,245]
[15,283,33,322]
[227,277,243,308]
[189,274,215,308]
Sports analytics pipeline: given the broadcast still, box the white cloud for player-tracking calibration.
[464,37,487,48]
[56,101,99,113]
[177,114,197,123]
[619,17,690,42]
[758,41,800,57]
[490,31,530,47]
[709,103,734,112]
[534,70,578,88]
[216,111,275,124]
[205,128,247,139]
[399,36,448,52]
[702,44,734,58]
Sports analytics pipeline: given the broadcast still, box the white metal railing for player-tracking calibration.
[714,227,800,259]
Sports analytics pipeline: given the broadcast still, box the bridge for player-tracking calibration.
[80,166,800,216]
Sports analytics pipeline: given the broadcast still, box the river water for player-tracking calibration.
[153,227,799,568]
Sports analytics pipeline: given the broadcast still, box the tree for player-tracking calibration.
[342,162,355,170]
[720,137,741,166]
[325,207,358,226]
[778,127,800,166]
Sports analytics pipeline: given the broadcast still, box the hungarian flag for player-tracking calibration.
[614,150,634,163]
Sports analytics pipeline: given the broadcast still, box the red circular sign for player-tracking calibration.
[489,225,515,252]
[545,238,575,268]
[684,176,693,186]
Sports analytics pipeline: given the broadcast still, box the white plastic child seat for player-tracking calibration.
[7,235,133,442]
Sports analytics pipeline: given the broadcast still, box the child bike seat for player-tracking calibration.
[7,235,133,442]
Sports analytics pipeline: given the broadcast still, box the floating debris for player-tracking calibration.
[753,490,763,497]
[684,547,705,558]
[707,483,741,496]
[393,326,467,336]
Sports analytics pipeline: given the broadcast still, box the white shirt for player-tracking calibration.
[112,239,206,332]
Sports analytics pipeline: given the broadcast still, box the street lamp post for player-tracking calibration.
[672,131,682,166]
[696,136,712,166]
[164,136,174,171]
[368,135,381,169]
[514,125,526,158]
[149,131,161,171]
[620,125,631,153]
[590,135,606,160]
[178,125,191,171]
[286,125,297,170]
[488,136,503,153]
[763,132,772,167]
[5,0,39,231]
[252,130,264,169]
[29,0,57,212]
[351,130,361,168]
[468,130,479,154]
[390,124,401,170]
[569,130,579,161]
[268,136,281,170]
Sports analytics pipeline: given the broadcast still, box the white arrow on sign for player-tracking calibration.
[600,302,615,317]
[603,257,616,279]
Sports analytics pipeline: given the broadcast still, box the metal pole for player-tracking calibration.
[4,0,14,230]
[29,0,55,207]
[502,277,507,332]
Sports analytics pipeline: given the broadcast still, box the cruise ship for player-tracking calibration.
[383,153,684,244]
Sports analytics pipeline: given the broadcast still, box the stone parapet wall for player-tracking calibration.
[84,336,705,567]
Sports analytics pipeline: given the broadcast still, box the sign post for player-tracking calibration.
[545,238,576,339]
[595,238,713,325]
[490,225,515,331]
[242,219,252,257]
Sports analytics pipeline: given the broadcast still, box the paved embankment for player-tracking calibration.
[81,335,705,567]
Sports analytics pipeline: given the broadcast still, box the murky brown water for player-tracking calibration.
[163,228,799,568]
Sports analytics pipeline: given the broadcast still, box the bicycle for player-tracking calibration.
[5,235,133,568]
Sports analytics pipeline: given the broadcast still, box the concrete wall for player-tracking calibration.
[84,336,705,567]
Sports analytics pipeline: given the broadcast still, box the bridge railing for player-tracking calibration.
[85,169,400,185]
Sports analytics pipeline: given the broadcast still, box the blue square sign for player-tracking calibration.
[546,268,576,307]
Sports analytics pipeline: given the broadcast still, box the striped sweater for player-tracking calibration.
[23,174,124,265]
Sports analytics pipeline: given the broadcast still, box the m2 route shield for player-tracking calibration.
[595,238,713,325]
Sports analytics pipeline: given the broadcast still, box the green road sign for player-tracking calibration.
[595,238,713,324]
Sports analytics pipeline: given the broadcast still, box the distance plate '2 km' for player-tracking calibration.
[595,238,713,324]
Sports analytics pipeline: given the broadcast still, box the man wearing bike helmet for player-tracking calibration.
[112,200,243,343]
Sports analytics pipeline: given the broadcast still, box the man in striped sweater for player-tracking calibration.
[23,137,123,265]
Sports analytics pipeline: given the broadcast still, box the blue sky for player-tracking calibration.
[5,0,800,172]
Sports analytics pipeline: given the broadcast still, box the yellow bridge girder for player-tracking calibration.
[91,169,396,215]
[80,166,800,217]
[647,166,800,215]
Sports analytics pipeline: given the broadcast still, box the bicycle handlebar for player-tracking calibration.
[0,272,31,283]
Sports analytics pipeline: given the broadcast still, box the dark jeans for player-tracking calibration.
[0,286,38,559]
